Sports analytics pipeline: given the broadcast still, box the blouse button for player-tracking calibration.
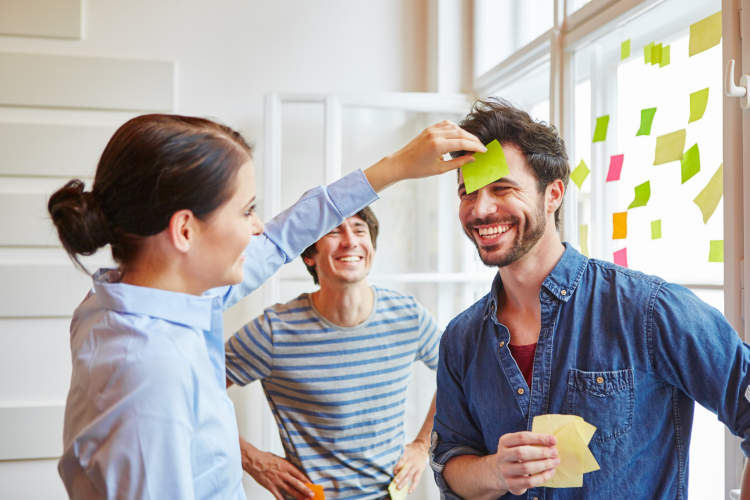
[517,388,525,395]
[499,341,505,347]
[596,376,604,384]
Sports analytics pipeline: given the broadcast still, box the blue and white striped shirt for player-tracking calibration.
[225,287,442,500]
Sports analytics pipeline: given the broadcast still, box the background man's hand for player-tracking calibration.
[491,432,559,496]
[393,439,430,494]
[240,436,314,500]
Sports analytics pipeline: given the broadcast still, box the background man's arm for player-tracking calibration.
[393,392,437,493]
[741,461,750,500]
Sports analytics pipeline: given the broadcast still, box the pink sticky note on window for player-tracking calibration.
[606,154,624,182]
[613,248,628,268]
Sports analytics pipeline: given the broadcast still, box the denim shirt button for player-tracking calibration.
[533,497,539,500]
[500,341,505,347]
[517,388,524,395]
[597,376,604,384]
[561,289,567,296]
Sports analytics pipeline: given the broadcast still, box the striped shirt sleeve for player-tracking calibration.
[415,300,441,370]
[225,311,275,386]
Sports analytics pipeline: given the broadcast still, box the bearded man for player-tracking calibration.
[428,98,750,499]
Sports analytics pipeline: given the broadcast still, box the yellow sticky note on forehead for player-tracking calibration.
[461,139,510,194]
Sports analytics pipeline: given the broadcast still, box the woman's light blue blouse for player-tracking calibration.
[58,170,378,499]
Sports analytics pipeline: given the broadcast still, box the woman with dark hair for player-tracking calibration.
[48,113,483,500]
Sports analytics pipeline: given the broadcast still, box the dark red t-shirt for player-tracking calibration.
[508,343,537,389]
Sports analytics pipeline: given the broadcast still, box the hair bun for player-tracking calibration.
[48,180,114,260]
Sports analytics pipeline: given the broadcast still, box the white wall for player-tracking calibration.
[0,1,434,499]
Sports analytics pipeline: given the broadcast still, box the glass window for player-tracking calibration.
[475,0,554,76]
[567,0,593,15]
[486,61,551,123]
[569,0,723,496]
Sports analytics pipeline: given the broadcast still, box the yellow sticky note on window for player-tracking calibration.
[653,129,686,165]
[531,415,600,488]
[651,220,662,240]
[579,224,589,258]
[644,42,654,64]
[305,484,325,500]
[613,212,627,240]
[570,160,590,189]
[651,43,662,65]
[660,45,671,68]
[689,88,709,123]
[461,139,510,194]
[709,240,724,263]
[693,163,723,224]
[689,12,722,57]
[621,40,631,60]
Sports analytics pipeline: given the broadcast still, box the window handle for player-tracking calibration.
[725,60,750,109]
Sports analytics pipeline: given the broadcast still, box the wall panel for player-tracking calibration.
[0,265,92,318]
[0,53,174,112]
[0,193,57,246]
[0,406,64,460]
[0,122,114,178]
[0,0,81,40]
[0,318,72,405]
[0,458,67,499]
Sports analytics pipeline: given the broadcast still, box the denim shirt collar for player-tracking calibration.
[487,242,588,315]
[91,268,215,331]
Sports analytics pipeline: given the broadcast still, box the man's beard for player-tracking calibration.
[463,196,547,268]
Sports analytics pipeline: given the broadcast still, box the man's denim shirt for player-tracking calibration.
[430,243,750,499]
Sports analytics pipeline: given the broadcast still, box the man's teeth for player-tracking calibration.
[339,256,361,262]
[478,225,511,237]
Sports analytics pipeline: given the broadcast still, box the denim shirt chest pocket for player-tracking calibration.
[567,368,635,443]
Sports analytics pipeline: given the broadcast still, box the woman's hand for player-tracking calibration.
[240,436,314,500]
[363,120,485,192]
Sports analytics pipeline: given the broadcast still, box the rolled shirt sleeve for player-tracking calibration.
[650,283,750,456]
[214,169,378,310]
[430,330,487,499]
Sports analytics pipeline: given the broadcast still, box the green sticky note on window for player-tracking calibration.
[570,160,590,189]
[689,88,709,123]
[593,115,609,143]
[636,108,657,136]
[628,181,650,209]
[651,220,662,240]
[660,45,671,67]
[461,139,510,194]
[680,143,701,184]
[621,40,631,60]
[693,163,723,224]
[690,12,722,57]
[709,240,724,263]
[653,129,686,165]
[651,43,663,65]
[644,42,655,64]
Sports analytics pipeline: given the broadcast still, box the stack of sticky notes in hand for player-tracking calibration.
[387,464,410,500]
[531,414,600,488]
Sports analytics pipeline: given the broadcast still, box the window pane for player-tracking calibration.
[475,0,554,76]
[487,61,551,124]
[567,0,592,15]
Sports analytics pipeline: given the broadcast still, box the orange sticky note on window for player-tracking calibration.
[305,484,325,500]
[612,212,627,240]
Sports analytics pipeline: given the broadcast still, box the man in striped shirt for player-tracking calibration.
[225,207,441,500]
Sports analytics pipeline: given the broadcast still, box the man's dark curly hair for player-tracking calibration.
[300,206,379,285]
[452,97,570,230]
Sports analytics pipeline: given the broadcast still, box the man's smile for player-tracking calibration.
[474,223,515,242]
